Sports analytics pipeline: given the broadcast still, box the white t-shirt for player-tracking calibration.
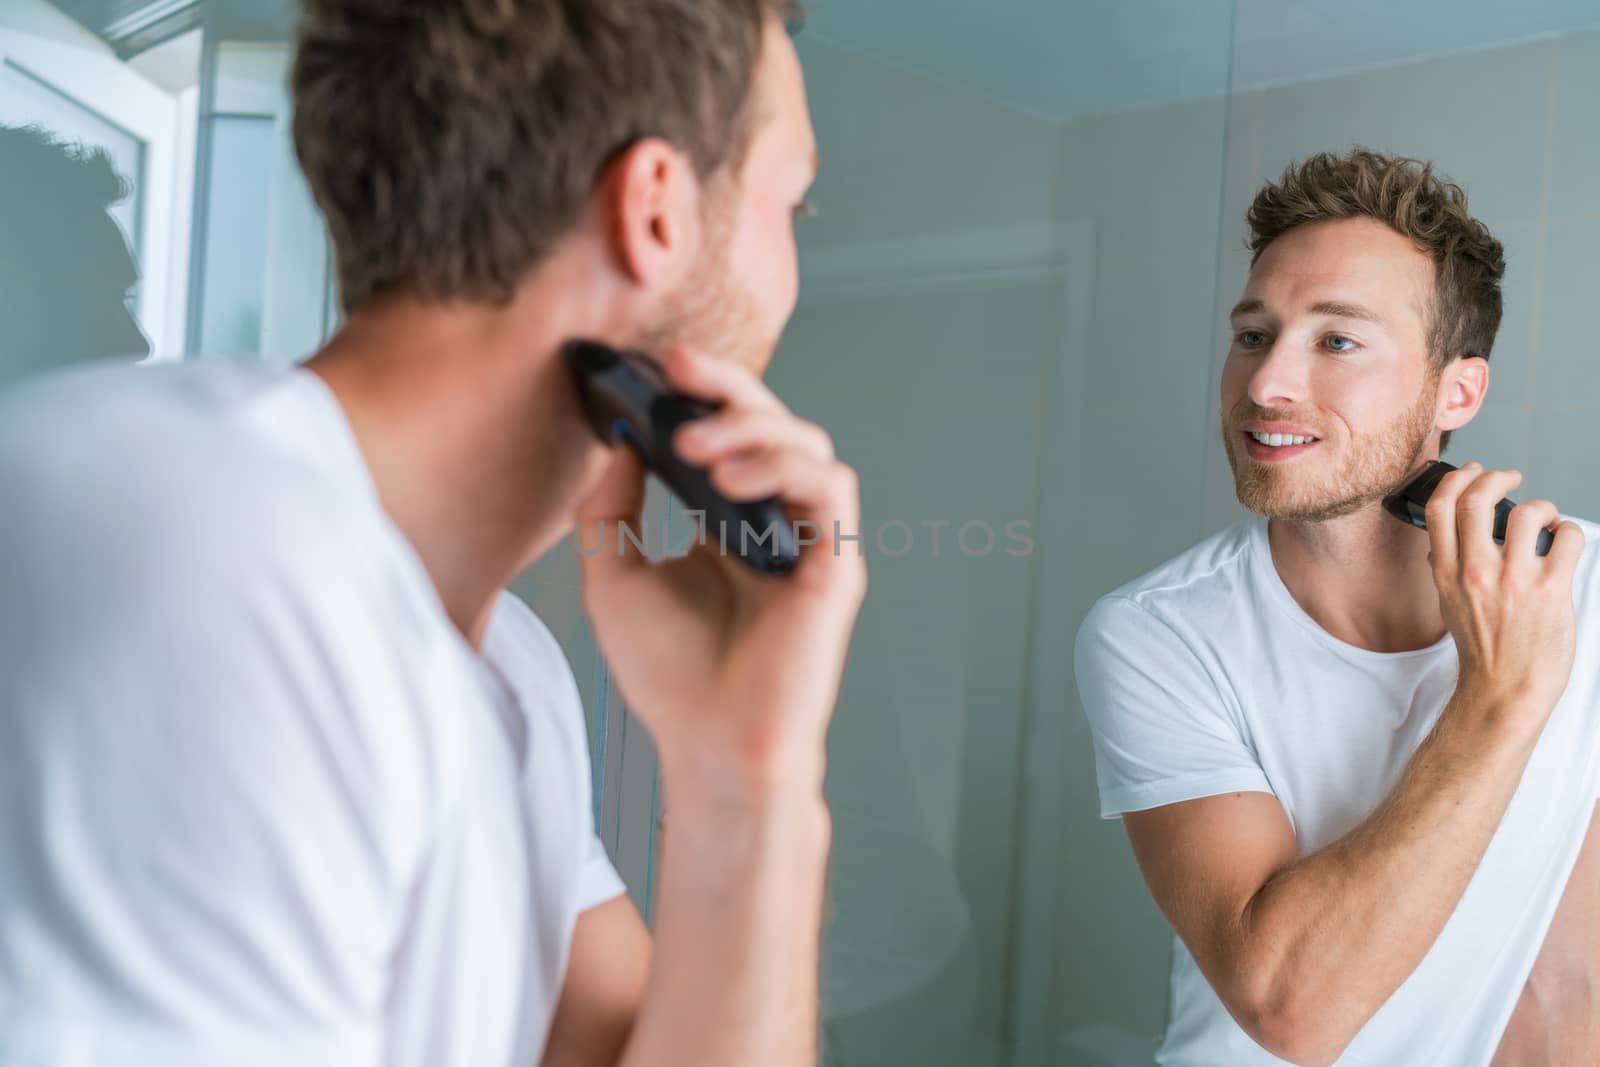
[0,360,625,1067]
[1075,516,1600,1067]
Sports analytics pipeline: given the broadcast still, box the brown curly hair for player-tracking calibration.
[1247,149,1505,451]
[292,0,802,313]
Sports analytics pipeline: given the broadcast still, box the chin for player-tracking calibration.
[1234,481,1378,523]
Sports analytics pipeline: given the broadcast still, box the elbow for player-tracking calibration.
[1231,978,1352,1067]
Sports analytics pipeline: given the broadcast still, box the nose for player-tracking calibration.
[1246,339,1306,409]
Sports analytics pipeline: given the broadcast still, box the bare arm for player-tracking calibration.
[1126,696,1542,1066]
[1492,801,1600,1066]
[575,348,865,1067]
[541,785,829,1067]
[615,776,830,1066]
[540,896,652,1067]
[1123,467,1585,1066]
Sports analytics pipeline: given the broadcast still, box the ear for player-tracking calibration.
[598,137,702,292]
[1435,355,1489,434]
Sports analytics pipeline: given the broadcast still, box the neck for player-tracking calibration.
[1266,502,1445,653]
[303,264,617,649]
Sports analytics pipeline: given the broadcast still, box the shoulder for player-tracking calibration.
[482,591,585,719]
[1567,516,1600,565]
[1,361,409,605]
[1566,515,1600,604]
[486,591,569,668]
[1077,520,1256,649]
[485,593,576,684]
[0,360,470,811]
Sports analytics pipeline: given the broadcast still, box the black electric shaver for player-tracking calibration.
[1382,461,1554,557]
[563,340,799,577]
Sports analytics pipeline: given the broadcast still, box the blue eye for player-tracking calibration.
[1325,334,1356,352]
[1237,330,1268,348]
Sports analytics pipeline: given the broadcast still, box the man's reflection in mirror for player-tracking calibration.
[0,124,151,387]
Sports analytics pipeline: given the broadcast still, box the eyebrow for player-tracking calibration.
[1309,300,1384,324]
[1228,298,1385,324]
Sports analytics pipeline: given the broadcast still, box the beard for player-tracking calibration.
[1222,378,1439,523]
[634,191,771,372]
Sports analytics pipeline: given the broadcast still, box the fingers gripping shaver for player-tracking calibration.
[563,339,800,576]
[1382,461,1554,557]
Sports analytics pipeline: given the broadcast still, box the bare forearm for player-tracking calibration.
[1231,691,1543,1063]
[617,765,831,1067]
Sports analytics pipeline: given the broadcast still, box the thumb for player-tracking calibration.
[575,447,649,582]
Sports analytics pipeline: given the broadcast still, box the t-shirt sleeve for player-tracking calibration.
[1074,593,1273,819]
[578,819,628,912]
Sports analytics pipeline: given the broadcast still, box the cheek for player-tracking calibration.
[773,225,799,314]
[1318,364,1407,429]
[731,204,799,327]
[1297,361,1434,449]
[1219,354,1250,408]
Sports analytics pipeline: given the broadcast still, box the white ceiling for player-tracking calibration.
[126,26,200,92]
[800,0,1600,122]
[100,0,1600,122]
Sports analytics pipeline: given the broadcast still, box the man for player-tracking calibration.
[1076,149,1598,1066]
[0,3,864,1066]
[0,124,151,383]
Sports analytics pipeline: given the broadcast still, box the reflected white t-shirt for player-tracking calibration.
[0,360,625,1067]
[1075,517,1600,1067]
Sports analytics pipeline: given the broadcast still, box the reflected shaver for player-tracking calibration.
[1382,460,1554,557]
[563,340,799,577]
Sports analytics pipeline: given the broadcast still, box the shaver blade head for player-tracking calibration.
[1381,460,1456,530]
[563,339,677,450]
[1381,491,1423,528]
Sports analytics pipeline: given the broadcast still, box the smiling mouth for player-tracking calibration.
[1247,431,1319,448]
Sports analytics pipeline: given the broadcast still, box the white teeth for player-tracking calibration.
[1250,432,1316,447]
